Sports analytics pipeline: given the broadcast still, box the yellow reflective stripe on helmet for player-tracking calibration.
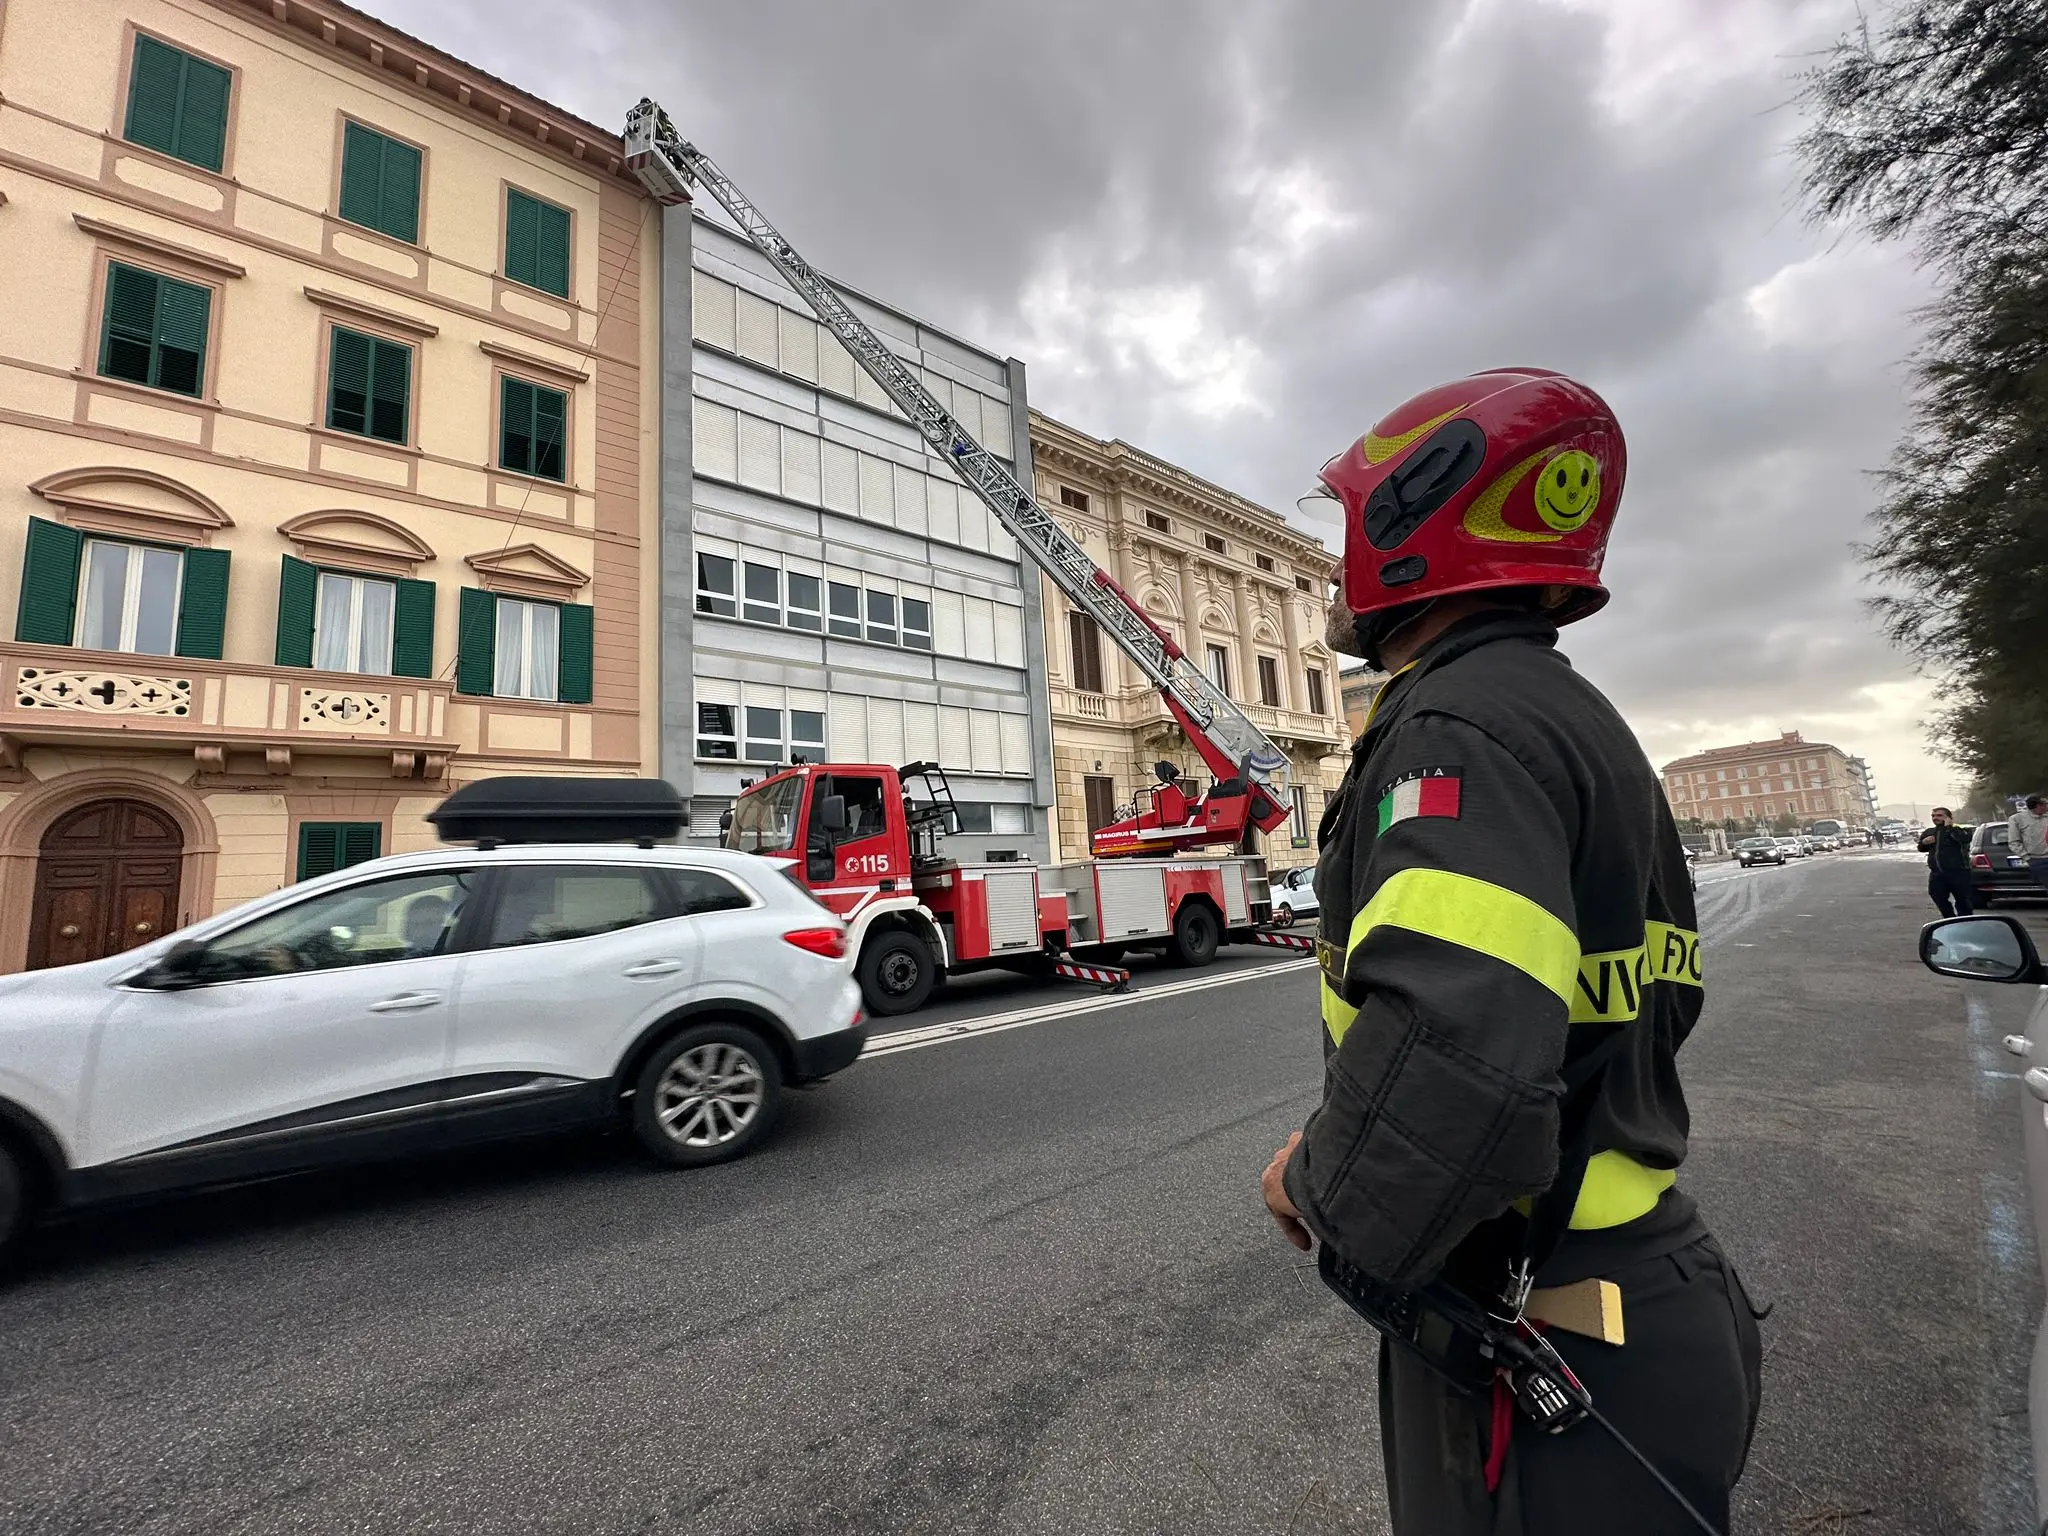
[1345,868,1578,1005]
[1645,920,1703,986]
[1322,977,1361,1047]
[1570,1150,1677,1230]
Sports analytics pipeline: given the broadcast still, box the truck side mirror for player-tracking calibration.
[819,794,849,836]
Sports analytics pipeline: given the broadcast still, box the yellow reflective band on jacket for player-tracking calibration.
[1344,866,1579,1005]
[1571,921,1703,1023]
[1570,1150,1677,1230]
[1322,977,1361,1046]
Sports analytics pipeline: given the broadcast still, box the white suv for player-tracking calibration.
[0,841,863,1266]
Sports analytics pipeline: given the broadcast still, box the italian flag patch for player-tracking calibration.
[1377,768,1462,832]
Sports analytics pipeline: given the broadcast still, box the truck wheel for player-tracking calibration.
[631,1021,782,1168]
[1171,903,1220,967]
[860,931,935,1016]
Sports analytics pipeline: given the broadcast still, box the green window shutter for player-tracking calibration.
[557,602,594,705]
[16,517,84,646]
[327,326,371,433]
[533,385,566,481]
[151,276,210,397]
[274,555,317,667]
[296,822,379,880]
[100,264,160,385]
[367,337,411,445]
[174,546,230,659]
[456,588,497,696]
[339,123,420,243]
[340,823,382,867]
[505,191,540,287]
[536,201,571,298]
[172,53,231,174]
[500,376,534,473]
[391,578,436,678]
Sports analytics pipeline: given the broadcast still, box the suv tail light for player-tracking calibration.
[783,926,847,959]
[1972,853,1992,870]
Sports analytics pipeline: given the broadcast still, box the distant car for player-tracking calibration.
[1737,837,1786,867]
[1972,821,2043,907]
[1919,915,2048,1528]
[0,837,866,1268]
[1777,838,1808,859]
[1272,866,1319,927]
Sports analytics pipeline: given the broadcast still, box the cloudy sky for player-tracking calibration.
[376,0,1955,809]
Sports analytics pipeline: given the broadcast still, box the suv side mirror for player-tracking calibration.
[1919,915,2046,984]
[135,937,210,990]
[819,794,848,836]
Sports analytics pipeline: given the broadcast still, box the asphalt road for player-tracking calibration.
[0,849,2040,1534]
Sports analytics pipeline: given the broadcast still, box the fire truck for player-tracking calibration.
[623,100,1316,1017]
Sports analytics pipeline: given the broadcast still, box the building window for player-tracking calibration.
[1058,485,1089,512]
[313,570,395,675]
[500,377,567,481]
[744,706,783,763]
[696,552,737,617]
[297,821,382,881]
[1290,785,1310,846]
[123,34,230,174]
[1083,775,1118,835]
[866,589,897,645]
[1144,511,1171,534]
[828,581,861,639]
[787,572,823,632]
[696,702,737,760]
[78,537,182,656]
[1294,575,1313,593]
[1255,554,1275,572]
[1305,667,1327,717]
[902,596,932,651]
[504,188,571,298]
[338,121,422,244]
[456,589,593,703]
[327,327,411,445]
[1203,533,1227,555]
[1257,655,1282,707]
[1068,610,1104,693]
[791,709,826,762]
[99,263,210,398]
[494,597,559,702]
[743,562,781,625]
[1205,644,1230,697]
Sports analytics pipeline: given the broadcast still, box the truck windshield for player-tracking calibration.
[725,774,804,854]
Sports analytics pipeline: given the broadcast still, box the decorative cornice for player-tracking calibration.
[279,509,435,573]
[479,339,590,384]
[31,466,234,544]
[465,542,590,598]
[303,286,440,338]
[73,215,247,279]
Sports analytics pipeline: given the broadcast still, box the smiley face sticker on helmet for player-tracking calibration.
[1533,449,1601,532]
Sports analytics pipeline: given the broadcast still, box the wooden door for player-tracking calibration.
[1083,775,1118,835]
[26,800,183,970]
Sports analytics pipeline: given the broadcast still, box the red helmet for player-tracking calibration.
[1318,368,1626,626]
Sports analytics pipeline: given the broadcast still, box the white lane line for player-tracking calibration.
[862,958,1319,1060]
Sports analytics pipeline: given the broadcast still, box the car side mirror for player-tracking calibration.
[819,794,848,836]
[1919,915,2045,984]
[136,937,210,990]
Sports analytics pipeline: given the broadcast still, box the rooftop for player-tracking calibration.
[1661,730,1850,774]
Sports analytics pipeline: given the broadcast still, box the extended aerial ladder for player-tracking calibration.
[623,99,1294,856]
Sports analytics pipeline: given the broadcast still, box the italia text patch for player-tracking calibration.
[1377,767,1461,832]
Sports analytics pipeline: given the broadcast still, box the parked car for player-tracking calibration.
[0,821,865,1268]
[1777,838,1808,860]
[1271,866,1319,927]
[1972,821,2043,907]
[1737,837,1786,868]
[1919,914,2048,1525]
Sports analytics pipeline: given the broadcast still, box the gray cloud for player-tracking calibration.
[371,0,1954,801]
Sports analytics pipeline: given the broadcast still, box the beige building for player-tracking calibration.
[1029,413,1348,870]
[0,0,658,971]
[1340,666,1384,740]
[1660,730,1870,832]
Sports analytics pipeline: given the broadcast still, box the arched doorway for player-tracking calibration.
[26,800,184,970]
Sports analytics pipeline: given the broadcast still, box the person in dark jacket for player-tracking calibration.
[1919,807,1974,916]
[1262,369,1761,1535]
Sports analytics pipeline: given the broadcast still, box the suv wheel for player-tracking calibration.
[1273,903,1296,928]
[631,1022,783,1168]
[859,931,935,1017]
[1171,902,1220,967]
[0,1142,27,1273]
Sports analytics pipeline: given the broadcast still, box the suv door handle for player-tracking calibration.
[2025,1067,2048,1105]
[623,960,684,979]
[369,991,443,1013]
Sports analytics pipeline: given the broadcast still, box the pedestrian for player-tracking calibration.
[2010,795,2048,893]
[1263,369,1760,1534]
[1918,808,1974,917]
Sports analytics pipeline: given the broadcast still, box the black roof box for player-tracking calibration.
[425,776,686,847]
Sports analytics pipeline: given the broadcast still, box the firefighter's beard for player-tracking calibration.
[1326,597,1365,658]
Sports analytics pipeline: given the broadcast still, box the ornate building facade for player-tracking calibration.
[0,0,658,971]
[1028,413,1349,870]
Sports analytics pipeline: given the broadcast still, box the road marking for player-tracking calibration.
[862,958,1319,1060]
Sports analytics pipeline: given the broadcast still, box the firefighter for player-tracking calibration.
[1261,369,1762,1533]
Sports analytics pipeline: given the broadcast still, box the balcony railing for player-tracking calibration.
[2,641,458,777]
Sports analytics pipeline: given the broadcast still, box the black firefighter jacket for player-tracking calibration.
[1281,610,1703,1293]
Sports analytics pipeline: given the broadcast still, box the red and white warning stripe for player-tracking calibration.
[1252,930,1317,953]
[1052,958,1133,990]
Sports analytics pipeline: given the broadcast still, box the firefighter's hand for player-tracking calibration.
[1263,1131,1311,1251]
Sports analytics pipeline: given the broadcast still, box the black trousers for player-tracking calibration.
[1379,1233,1763,1535]
[1928,867,1974,917]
